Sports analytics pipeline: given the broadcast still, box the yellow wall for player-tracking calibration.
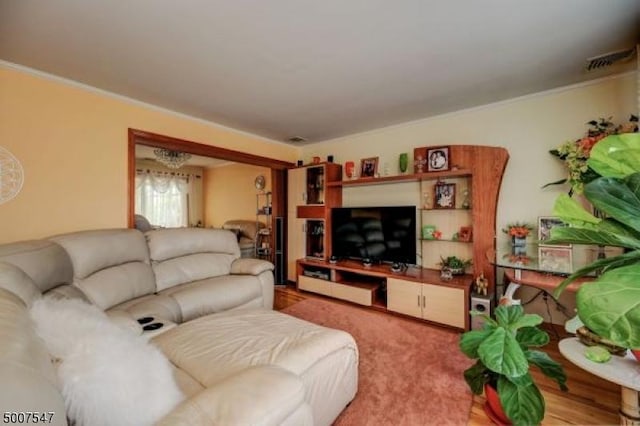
[0,65,297,243]
[204,163,271,227]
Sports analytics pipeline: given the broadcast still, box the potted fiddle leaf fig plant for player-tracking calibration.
[548,132,640,352]
[460,305,568,426]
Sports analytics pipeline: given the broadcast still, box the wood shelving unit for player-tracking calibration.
[291,145,509,330]
[327,169,472,187]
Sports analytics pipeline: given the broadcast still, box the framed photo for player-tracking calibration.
[459,226,472,242]
[538,216,571,247]
[538,246,573,274]
[427,146,450,172]
[360,157,379,178]
[434,182,456,209]
[421,224,436,240]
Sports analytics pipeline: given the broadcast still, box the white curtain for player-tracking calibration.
[135,171,189,228]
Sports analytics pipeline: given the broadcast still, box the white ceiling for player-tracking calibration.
[1,1,639,144]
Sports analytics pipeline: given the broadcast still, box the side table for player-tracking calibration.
[559,337,640,425]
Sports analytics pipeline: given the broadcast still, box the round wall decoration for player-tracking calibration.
[0,147,24,205]
[254,174,266,190]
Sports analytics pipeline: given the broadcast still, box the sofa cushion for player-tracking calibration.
[0,289,67,426]
[0,262,41,307]
[153,253,238,292]
[146,228,241,262]
[110,293,183,324]
[50,229,156,310]
[157,366,311,426]
[152,309,358,387]
[159,275,263,322]
[0,240,72,293]
[30,298,184,426]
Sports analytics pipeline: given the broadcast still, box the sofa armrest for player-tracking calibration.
[106,310,143,336]
[156,365,310,426]
[230,258,274,276]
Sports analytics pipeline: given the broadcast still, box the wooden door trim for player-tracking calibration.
[127,128,294,227]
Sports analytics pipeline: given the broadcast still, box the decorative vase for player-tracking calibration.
[484,384,511,425]
[399,153,409,174]
[511,236,526,247]
[345,161,355,179]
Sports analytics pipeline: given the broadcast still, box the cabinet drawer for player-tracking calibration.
[332,282,374,306]
[298,275,332,296]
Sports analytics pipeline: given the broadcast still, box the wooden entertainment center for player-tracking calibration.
[289,145,509,330]
[297,258,472,330]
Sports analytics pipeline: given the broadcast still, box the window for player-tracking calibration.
[135,171,189,228]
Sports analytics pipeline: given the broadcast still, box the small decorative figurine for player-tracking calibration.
[474,274,489,296]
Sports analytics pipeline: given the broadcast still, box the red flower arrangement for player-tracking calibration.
[502,222,535,238]
[545,115,638,194]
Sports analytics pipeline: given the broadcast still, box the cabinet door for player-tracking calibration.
[422,283,466,328]
[287,219,306,282]
[288,167,306,208]
[387,278,422,319]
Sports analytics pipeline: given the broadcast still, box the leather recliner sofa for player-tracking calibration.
[0,227,358,425]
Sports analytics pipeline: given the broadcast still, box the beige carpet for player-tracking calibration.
[283,297,474,426]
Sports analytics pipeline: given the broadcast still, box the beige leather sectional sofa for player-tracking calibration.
[0,227,358,425]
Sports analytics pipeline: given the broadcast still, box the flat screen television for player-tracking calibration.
[331,206,416,265]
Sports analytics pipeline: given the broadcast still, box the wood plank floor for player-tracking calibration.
[275,286,621,425]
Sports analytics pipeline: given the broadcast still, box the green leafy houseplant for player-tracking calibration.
[438,255,471,274]
[460,305,568,426]
[549,132,640,349]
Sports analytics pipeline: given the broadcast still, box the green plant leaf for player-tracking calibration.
[516,327,549,348]
[526,350,568,391]
[478,327,529,377]
[551,193,600,228]
[585,177,640,233]
[498,374,545,426]
[494,304,523,327]
[541,177,568,189]
[545,226,640,250]
[459,328,494,358]
[463,360,491,395]
[577,264,640,348]
[510,313,543,332]
[588,133,640,178]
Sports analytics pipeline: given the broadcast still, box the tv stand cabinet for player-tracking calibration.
[296,258,472,330]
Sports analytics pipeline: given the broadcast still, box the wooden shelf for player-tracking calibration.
[327,168,472,187]
[420,238,473,243]
[420,208,472,212]
[299,258,472,289]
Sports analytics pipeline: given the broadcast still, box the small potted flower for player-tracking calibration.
[502,222,535,248]
[439,256,472,276]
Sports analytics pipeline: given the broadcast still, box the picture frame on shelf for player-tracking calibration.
[421,224,436,239]
[538,216,571,247]
[538,246,573,274]
[360,157,378,178]
[459,226,472,242]
[434,181,456,209]
[427,146,450,172]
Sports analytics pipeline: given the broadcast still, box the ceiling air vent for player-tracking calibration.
[586,47,636,71]
[287,136,307,143]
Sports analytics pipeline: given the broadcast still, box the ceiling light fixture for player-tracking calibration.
[153,148,192,169]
